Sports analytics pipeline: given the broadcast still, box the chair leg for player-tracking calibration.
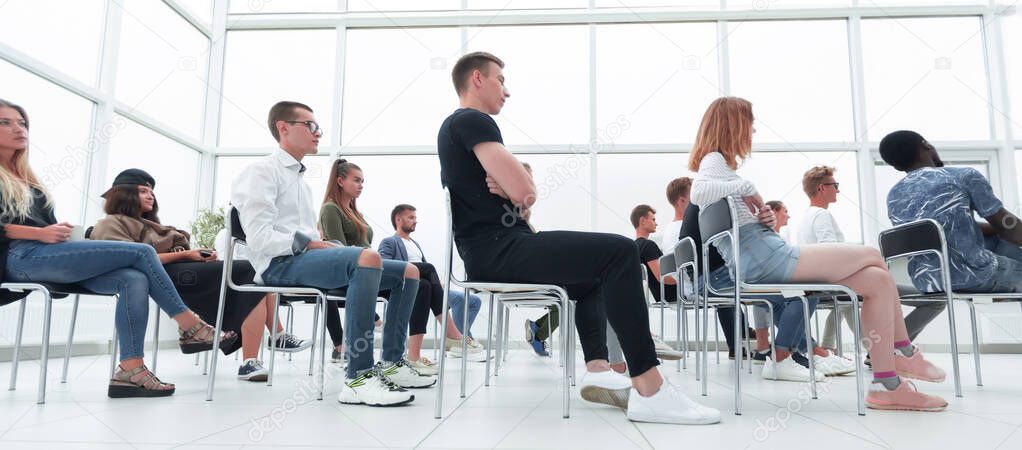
[701,297,709,396]
[493,303,504,377]
[561,297,571,418]
[967,302,983,387]
[318,296,327,401]
[946,297,963,398]
[678,303,685,371]
[109,327,119,381]
[741,304,751,374]
[799,297,816,399]
[61,295,81,384]
[9,298,27,391]
[502,306,510,363]
[834,305,843,357]
[459,292,470,399]
[267,294,281,387]
[484,292,495,387]
[37,292,54,404]
[202,352,209,375]
[714,308,720,364]
[849,297,865,416]
[547,307,555,362]
[151,306,161,373]
[308,301,319,376]
[285,304,295,363]
[733,297,742,415]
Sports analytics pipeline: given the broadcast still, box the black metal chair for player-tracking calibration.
[879,218,1022,398]
[699,197,864,415]
[434,187,576,419]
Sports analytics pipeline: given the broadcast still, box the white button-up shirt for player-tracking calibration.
[230,148,320,283]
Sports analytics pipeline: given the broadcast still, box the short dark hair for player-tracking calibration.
[765,200,785,212]
[267,101,313,142]
[103,185,160,223]
[879,130,927,172]
[391,204,416,229]
[451,51,504,95]
[630,204,656,229]
[666,177,692,206]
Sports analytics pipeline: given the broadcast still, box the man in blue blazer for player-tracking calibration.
[379,204,484,357]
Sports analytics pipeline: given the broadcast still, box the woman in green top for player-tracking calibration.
[320,159,372,247]
[319,159,377,361]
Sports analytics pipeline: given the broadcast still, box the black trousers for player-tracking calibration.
[409,262,445,335]
[462,230,659,377]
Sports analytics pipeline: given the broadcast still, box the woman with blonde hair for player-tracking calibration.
[0,99,234,398]
[688,96,947,411]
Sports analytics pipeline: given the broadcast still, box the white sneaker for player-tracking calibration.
[626,380,721,425]
[580,370,632,410]
[762,356,825,382]
[407,357,439,376]
[814,352,856,376]
[447,337,491,362]
[379,360,437,388]
[338,367,415,406]
[652,334,684,361]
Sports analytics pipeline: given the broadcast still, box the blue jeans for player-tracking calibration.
[5,240,189,361]
[703,266,817,353]
[261,246,418,378]
[965,237,1022,293]
[448,289,481,339]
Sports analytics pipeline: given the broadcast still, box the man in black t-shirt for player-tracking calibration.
[631,205,678,303]
[437,51,719,425]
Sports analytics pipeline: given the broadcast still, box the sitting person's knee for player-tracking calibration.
[357,249,382,268]
[404,263,419,279]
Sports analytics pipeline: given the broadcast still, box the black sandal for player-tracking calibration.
[108,365,175,398]
[179,321,237,354]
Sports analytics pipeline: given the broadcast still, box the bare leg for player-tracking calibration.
[240,297,268,360]
[437,313,464,340]
[789,244,908,374]
[407,333,425,361]
[261,294,284,334]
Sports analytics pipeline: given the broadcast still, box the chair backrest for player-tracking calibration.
[674,236,699,281]
[84,226,94,239]
[229,205,247,243]
[658,252,676,279]
[878,218,945,260]
[698,198,733,242]
[442,187,461,285]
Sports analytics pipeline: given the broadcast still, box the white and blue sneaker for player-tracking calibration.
[237,359,268,382]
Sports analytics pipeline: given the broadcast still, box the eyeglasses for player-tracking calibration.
[822,182,840,189]
[284,120,322,135]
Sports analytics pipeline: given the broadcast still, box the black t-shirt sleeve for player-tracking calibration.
[451,109,503,153]
[637,239,663,264]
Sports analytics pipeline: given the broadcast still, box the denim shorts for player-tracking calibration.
[715,223,800,284]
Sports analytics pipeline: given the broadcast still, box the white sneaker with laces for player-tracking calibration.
[652,334,684,361]
[337,367,414,406]
[626,380,721,425]
[814,352,856,376]
[407,357,439,376]
[380,360,437,388]
[762,356,825,382]
[580,370,632,410]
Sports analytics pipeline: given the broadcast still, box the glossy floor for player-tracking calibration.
[0,348,1019,449]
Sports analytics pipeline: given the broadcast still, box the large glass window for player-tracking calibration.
[0,0,105,86]
[342,27,461,147]
[595,0,719,8]
[1002,12,1022,141]
[229,0,338,14]
[729,20,854,144]
[116,0,210,139]
[213,156,261,208]
[348,0,460,11]
[468,0,586,9]
[520,153,593,233]
[175,0,213,24]
[595,22,720,145]
[861,17,990,141]
[596,153,692,241]
[219,30,337,148]
[1,61,95,223]
[466,25,590,146]
[738,151,863,243]
[106,117,200,228]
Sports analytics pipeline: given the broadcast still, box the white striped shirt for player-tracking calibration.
[690,152,760,228]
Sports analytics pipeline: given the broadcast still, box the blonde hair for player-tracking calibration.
[802,165,836,198]
[687,97,754,172]
[0,99,52,221]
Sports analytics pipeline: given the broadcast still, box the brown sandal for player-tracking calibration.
[179,320,237,354]
[108,365,175,398]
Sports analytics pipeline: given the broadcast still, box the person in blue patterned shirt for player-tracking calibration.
[881,130,1022,293]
